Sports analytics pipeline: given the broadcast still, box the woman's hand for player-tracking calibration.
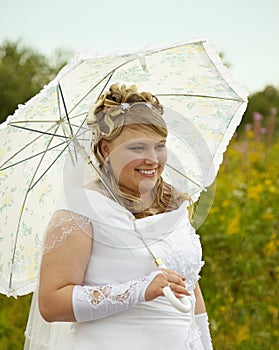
[144,268,190,301]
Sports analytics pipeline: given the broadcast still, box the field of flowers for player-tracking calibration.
[198,118,279,349]
[0,116,278,349]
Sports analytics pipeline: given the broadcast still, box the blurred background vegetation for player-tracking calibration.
[0,40,278,349]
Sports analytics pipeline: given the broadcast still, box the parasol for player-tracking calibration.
[0,39,248,300]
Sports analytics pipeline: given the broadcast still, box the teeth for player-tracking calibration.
[138,169,156,175]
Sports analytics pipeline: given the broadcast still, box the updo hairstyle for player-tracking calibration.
[86,84,167,166]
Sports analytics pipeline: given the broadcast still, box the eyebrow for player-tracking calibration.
[126,138,166,143]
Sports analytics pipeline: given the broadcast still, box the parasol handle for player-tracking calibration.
[155,259,191,313]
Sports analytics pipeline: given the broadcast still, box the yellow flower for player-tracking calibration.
[226,212,241,235]
[268,305,278,324]
[219,305,227,314]
[263,233,279,256]
[221,199,230,207]
[261,212,275,220]
[264,179,272,186]
[236,324,250,343]
[246,130,254,140]
[246,183,264,201]
[268,185,277,194]
[209,207,219,214]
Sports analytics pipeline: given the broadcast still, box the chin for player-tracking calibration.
[138,179,158,195]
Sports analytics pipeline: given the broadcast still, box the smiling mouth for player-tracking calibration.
[136,169,157,176]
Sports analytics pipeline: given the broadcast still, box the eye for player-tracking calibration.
[156,143,166,151]
[128,145,145,152]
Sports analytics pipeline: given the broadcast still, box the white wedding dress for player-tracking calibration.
[24,187,205,350]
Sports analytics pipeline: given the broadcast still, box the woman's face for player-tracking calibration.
[101,126,167,196]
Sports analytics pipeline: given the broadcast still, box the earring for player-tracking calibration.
[103,156,110,175]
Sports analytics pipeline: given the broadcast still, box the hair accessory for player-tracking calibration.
[120,102,130,111]
[145,103,153,109]
[120,102,154,113]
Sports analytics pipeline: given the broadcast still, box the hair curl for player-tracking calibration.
[87,84,163,144]
[86,84,193,219]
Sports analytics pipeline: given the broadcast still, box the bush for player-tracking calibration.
[0,294,32,349]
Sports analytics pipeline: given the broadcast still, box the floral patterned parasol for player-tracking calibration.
[0,39,248,297]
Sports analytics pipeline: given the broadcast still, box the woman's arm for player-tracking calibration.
[38,210,93,322]
[194,282,213,349]
[194,281,206,314]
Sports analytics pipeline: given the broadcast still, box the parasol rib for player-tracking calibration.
[28,142,71,191]
[8,124,65,292]
[67,71,115,116]
[165,163,204,190]
[156,93,243,102]
[58,83,74,137]
[95,71,114,100]
[1,140,70,171]
[0,124,66,169]
[9,124,69,139]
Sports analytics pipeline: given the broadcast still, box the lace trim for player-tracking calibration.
[159,224,204,292]
[44,210,92,250]
[75,276,150,308]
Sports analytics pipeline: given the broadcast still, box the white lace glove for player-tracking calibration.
[72,271,160,322]
[195,312,213,350]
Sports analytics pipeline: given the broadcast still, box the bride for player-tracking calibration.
[24,84,213,350]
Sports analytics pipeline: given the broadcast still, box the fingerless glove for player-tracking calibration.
[195,312,213,350]
[72,270,160,322]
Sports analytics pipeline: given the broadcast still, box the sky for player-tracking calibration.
[0,0,278,94]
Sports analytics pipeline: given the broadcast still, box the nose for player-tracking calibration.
[143,149,159,164]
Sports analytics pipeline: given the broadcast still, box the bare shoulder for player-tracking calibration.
[40,210,93,287]
[43,209,93,252]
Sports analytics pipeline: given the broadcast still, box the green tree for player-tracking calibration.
[238,85,279,137]
[245,85,279,118]
[0,40,71,124]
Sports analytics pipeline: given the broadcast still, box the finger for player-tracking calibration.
[169,282,190,296]
[167,274,186,288]
[174,291,191,298]
[161,268,183,279]
[163,269,187,284]
[160,270,185,284]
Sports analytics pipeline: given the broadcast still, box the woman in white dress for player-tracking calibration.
[25,84,213,349]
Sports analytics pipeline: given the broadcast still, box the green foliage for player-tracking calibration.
[198,131,279,349]
[239,86,279,137]
[0,40,71,124]
[0,294,31,350]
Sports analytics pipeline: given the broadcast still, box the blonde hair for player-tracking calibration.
[87,84,193,219]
